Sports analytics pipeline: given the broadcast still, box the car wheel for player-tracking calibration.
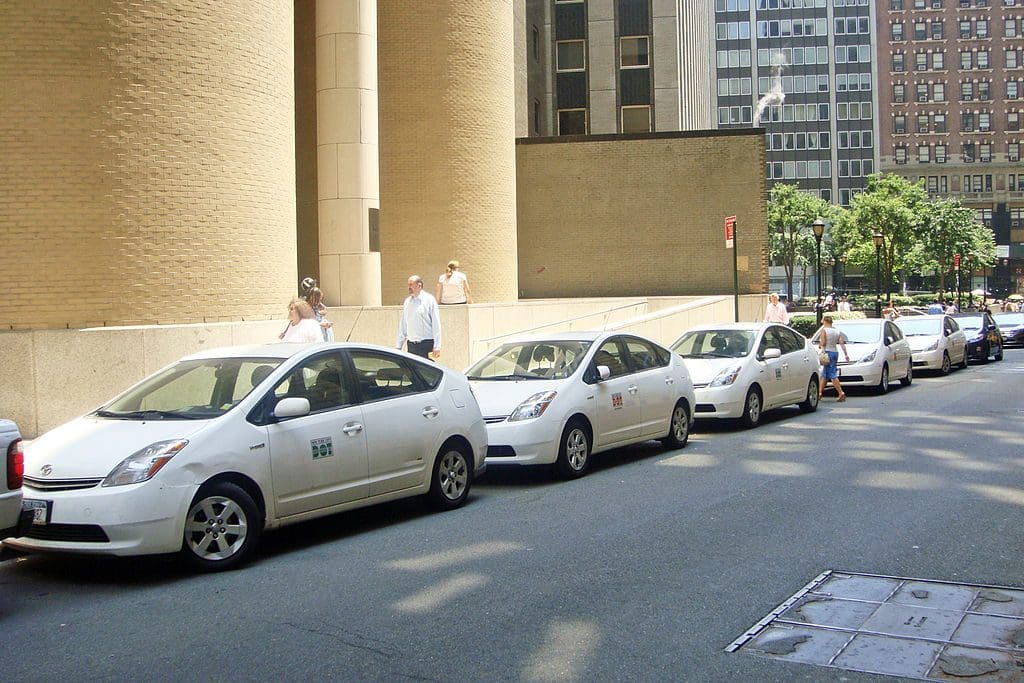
[981,342,991,363]
[427,443,472,510]
[994,344,1003,361]
[555,419,592,479]
[877,364,890,394]
[940,352,951,375]
[740,386,763,428]
[661,401,690,450]
[798,376,819,413]
[181,482,261,572]
[958,346,969,369]
[900,362,912,387]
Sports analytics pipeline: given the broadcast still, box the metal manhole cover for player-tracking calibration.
[727,570,1024,681]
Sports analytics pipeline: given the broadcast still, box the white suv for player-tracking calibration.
[1,419,30,543]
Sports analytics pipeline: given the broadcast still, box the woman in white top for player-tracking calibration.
[436,260,473,305]
[817,315,850,402]
[280,299,323,343]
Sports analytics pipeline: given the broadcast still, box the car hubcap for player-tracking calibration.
[882,368,889,391]
[566,429,588,470]
[748,394,760,422]
[438,451,468,500]
[185,496,247,561]
[672,407,688,440]
[808,381,819,407]
[942,355,950,373]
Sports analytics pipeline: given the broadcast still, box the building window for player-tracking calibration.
[557,109,587,135]
[1009,142,1021,161]
[977,20,989,38]
[1008,50,1020,69]
[1010,111,1022,131]
[963,112,976,131]
[978,51,990,69]
[918,113,930,132]
[918,145,931,163]
[934,83,945,101]
[979,143,992,162]
[556,40,585,72]
[918,83,929,102]
[893,22,905,41]
[894,83,906,102]
[532,99,541,135]
[933,52,945,70]
[896,146,909,164]
[620,37,650,68]
[963,142,976,161]
[916,53,928,71]
[891,0,904,8]
[979,82,990,100]
[1006,18,1018,38]
[894,114,907,133]
[959,20,972,39]
[532,26,540,61]
[961,82,974,101]
[893,53,905,72]
[621,106,651,133]
[1009,81,1021,99]
[936,144,948,162]
[980,112,991,131]
[935,113,948,132]
[915,21,927,40]
[932,21,944,39]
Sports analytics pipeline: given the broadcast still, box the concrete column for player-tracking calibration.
[378,0,518,305]
[316,0,382,306]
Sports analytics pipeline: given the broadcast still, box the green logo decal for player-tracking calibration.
[311,437,334,459]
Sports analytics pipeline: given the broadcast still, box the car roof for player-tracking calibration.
[834,318,884,325]
[180,342,397,362]
[895,314,944,320]
[683,322,774,332]
[499,330,615,344]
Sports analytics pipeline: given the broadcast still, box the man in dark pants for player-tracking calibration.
[395,275,442,360]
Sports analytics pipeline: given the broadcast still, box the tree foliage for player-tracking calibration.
[767,184,840,298]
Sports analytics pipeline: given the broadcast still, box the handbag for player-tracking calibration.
[818,350,831,365]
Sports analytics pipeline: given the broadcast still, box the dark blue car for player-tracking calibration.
[953,312,1004,362]
[994,312,1024,348]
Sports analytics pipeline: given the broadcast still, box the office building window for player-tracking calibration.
[977,20,989,38]
[935,144,948,162]
[557,109,587,135]
[893,53,905,72]
[532,100,541,135]
[980,112,991,131]
[932,21,944,39]
[1010,111,1022,131]
[621,106,651,133]
[918,144,931,163]
[963,112,976,131]
[1009,142,1021,161]
[979,143,992,162]
[891,0,904,8]
[934,82,945,101]
[916,53,928,71]
[1009,81,1021,99]
[918,113,930,132]
[961,82,974,101]
[620,37,649,68]
[896,145,909,164]
[893,22,905,41]
[556,41,585,72]
[894,83,906,102]
[933,52,945,70]
[918,83,929,102]
[935,113,948,132]
[915,21,927,40]
[963,142,976,161]
[1008,50,1020,69]
[979,82,990,100]
[894,114,907,133]
[1006,18,1019,38]
[959,20,972,39]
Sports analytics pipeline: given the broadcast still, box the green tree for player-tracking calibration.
[915,198,980,292]
[767,184,838,300]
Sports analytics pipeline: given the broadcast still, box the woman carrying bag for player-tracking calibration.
[818,315,850,402]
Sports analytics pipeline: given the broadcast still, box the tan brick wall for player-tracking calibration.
[516,131,768,298]
[378,0,518,305]
[295,0,320,289]
[0,0,297,329]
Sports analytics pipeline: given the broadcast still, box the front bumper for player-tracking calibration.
[965,340,990,360]
[834,361,881,386]
[4,481,192,557]
[692,385,746,419]
[482,416,561,466]
[910,348,943,370]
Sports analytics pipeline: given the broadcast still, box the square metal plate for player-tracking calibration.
[727,571,1024,682]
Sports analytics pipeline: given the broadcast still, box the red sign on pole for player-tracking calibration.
[954,253,961,270]
[725,216,736,249]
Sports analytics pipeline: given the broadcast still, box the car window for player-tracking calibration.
[413,360,443,389]
[777,327,806,355]
[349,350,425,402]
[272,353,351,413]
[758,327,785,356]
[592,340,629,378]
[466,341,591,380]
[885,322,903,342]
[623,337,666,371]
[672,330,754,358]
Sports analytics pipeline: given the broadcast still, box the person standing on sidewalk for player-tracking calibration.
[396,275,441,359]
[818,315,850,401]
[764,293,790,324]
[436,260,473,305]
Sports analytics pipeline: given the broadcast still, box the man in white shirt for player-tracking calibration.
[763,293,790,324]
[396,275,442,359]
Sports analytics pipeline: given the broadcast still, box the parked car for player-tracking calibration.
[894,314,968,375]
[466,332,695,478]
[7,343,487,571]
[896,306,928,317]
[813,319,913,394]
[993,312,1024,348]
[953,312,1004,362]
[669,323,820,428]
[1,419,32,543]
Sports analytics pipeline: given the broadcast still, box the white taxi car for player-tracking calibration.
[466,332,695,478]
[895,314,968,375]
[670,323,820,428]
[813,319,913,393]
[6,343,486,571]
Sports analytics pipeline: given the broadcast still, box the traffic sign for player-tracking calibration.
[725,215,736,249]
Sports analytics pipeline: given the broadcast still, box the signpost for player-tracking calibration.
[954,253,961,310]
[725,215,738,322]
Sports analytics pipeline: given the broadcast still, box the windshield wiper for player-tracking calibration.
[95,409,203,420]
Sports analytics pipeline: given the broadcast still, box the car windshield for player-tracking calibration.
[994,313,1023,325]
[671,330,756,358]
[896,318,941,336]
[97,357,283,420]
[956,316,984,331]
[832,324,880,344]
[466,341,592,380]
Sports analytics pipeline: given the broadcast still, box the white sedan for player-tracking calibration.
[895,314,968,375]
[670,323,820,428]
[466,332,695,478]
[6,343,487,571]
[813,319,913,393]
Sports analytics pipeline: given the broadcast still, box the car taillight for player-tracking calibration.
[7,438,23,490]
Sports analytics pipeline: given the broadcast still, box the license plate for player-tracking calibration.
[22,499,50,526]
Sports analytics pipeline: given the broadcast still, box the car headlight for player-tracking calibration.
[508,391,558,422]
[969,333,984,343]
[709,365,742,387]
[859,350,876,363]
[102,439,188,487]
[924,341,938,351]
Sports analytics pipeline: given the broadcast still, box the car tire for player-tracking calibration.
[740,386,763,429]
[181,482,261,572]
[900,362,912,387]
[994,344,1003,361]
[798,376,819,413]
[661,401,690,450]
[877,364,890,395]
[940,352,951,375]
[427,443,472,510]
[958,346,969,369]
[556,419,592,479]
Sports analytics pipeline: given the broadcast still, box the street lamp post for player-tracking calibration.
[839,254,847,293]
[873,232,884,318]
[827,256,837,294]
[813,218,825,325]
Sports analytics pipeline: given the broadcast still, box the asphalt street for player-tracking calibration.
[1,350,1022,682]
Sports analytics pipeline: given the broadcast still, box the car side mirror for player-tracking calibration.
[596,365,611,381]
[762,348,782,360]
[273,397,310,419]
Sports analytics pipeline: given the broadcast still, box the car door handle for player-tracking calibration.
[627,385,638,394]
[664,377,674,385]
[342,422,363,436]
[422,406,439,418]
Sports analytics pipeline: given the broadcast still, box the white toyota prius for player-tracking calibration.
[6,343,487,571]
[466,331,695,478]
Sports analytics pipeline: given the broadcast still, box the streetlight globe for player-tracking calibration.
[872,231,883,248]
[812,218,825,239]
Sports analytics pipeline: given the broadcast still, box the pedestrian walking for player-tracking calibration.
[837,295,852,313]
[279,299,323,343]
[927,298,944,314]
[818,315,849,401]
[397,275,441,359]
[304,286,334,342]
[764,293,790,324]
[882,299,899,320]
[436,260,473,305]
